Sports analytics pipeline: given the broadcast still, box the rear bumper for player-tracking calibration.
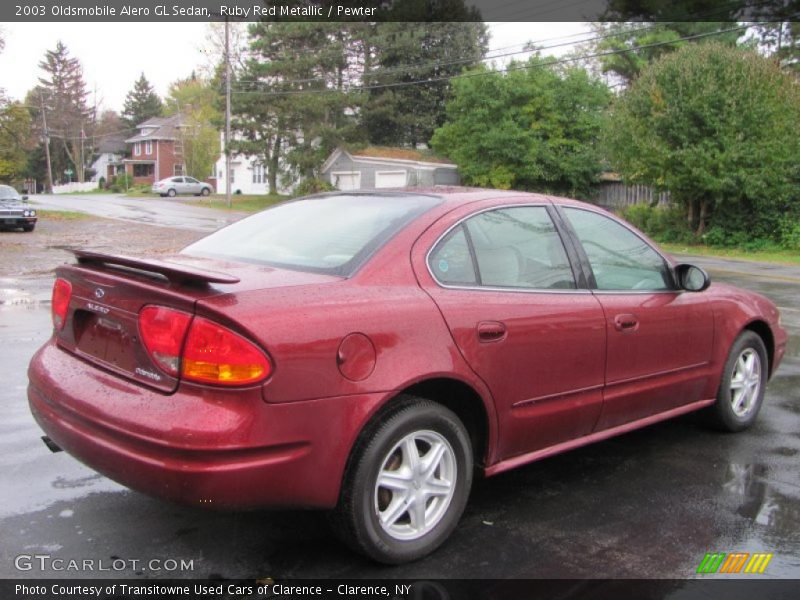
[28,340,384,509]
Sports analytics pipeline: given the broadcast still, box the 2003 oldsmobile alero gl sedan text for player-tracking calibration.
[27,189,787,563]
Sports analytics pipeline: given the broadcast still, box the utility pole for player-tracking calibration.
[225,16,232,209]
[39,92,53,194]
[80,121,85,184]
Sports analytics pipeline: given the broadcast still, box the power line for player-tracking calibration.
[232,22,672,90]
[231,23,756,98]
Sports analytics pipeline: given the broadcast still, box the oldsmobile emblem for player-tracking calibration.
[94,288,106,299]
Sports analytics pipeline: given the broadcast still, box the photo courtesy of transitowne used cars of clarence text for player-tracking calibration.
[28,189,786,563]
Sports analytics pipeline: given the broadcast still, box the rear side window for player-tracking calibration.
[428,206,576,290]
[183,194,441,277]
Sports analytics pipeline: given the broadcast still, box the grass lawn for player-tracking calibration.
[661,242,800,266]
[38,209,94,221]
[186,194,289,212]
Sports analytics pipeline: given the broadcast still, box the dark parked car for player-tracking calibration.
[0,184,36,232]
[28,190,787,563]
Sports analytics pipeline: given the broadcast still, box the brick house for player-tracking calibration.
[123,115,186,185]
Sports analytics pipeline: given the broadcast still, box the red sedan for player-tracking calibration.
[28,189,787,563]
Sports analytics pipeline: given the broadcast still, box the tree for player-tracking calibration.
[164,74,220,180]
[604,43,800,240]
[0,102,33,181]
[33,41,94,183]
[121,73,163,129]
[362,21,488,147]
[431,57,611,198]
[234,22,364,189]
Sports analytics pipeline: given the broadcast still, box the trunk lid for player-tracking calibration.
[55,251,341,393]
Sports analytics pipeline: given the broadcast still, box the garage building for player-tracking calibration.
[320,147,460,191]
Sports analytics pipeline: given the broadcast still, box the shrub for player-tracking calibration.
[108,173,133,193]
[293,177,335,197]
[619,204,692,244]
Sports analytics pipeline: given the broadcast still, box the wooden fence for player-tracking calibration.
[595,182,671,210]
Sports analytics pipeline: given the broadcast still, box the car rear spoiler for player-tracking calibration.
[72,250,241,285]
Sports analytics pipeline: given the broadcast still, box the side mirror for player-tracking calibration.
[22,195,29,202]
[675,263,710,292]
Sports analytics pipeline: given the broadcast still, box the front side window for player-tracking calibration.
[563,208,672,291]
[428,206,576,290]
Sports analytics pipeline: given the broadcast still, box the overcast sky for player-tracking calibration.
[0,22,590,112]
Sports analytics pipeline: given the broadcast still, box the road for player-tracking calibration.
[29,193,244,232]
[1,223,798,580]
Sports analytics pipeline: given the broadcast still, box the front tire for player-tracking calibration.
[23,224,35,232]
[201,187,210,196]
[331,397,473,564]
[708,331,768,432]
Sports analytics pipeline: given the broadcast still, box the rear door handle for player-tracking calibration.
[614,314,639,332]
[477,321,507,343]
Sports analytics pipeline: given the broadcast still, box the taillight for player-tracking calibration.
[139,306,192,376]
[182,316,272,385]
[138,306,271,386]
[51,278,72,331]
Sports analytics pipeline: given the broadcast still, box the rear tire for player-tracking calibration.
[707,331,768,432]
[330,396,473,564]
[167,188,176,197]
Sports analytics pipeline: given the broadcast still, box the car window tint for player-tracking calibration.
[186,177,199,183]
[563,208,672,291]
[171,177,183,183]
[428,225,477,285]
[465,207,575,290]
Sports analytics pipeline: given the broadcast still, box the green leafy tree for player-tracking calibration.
[121,73,163,129]
[0,102,33,181]
[164,74,220,181]
[604,43,800,240]
[431,57,611,198]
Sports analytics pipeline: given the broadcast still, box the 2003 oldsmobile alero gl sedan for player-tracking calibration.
[28,189,787,563]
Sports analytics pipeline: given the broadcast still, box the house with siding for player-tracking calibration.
[123,115,187,185]
[320,147,459,191]
[90,135,127,183]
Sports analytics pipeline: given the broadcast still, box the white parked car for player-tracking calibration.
[152,176,212,197]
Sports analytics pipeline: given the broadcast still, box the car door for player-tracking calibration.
[184,177,201,194]
[558,206,714,430]
[414,202,607,461]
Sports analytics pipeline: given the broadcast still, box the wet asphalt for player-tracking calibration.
[0,247,798,580]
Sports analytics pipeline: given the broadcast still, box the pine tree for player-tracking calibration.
[234,22,364,189]
[35,41,94,182]
[121,73,163,129]
[363,21,488,147]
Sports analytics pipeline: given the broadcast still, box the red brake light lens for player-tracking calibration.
[138,306,271,386]
[182,316,272,386]
[138,306,192,376]
[51,278,72,331]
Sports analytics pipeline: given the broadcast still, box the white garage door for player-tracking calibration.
[331,171,361,191]
[375,170,407,188]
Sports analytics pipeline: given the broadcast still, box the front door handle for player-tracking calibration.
[614,313,639,332]
[477,321,507,343]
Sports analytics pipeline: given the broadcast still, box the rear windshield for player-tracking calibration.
[182,193,441,277]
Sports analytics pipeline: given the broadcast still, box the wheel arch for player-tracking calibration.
[743,319,775,376]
